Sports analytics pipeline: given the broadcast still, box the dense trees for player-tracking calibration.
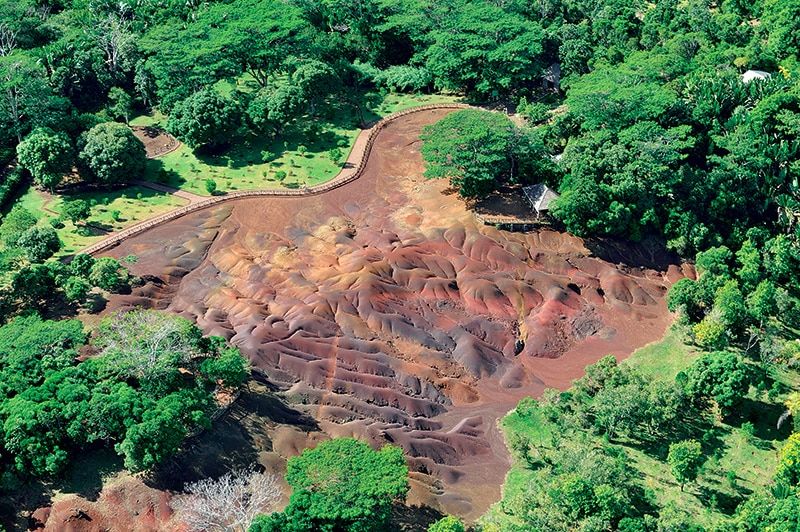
[420,109,556,197]
[0,310,249,479]
[250,438,409,532]
[424,5,546,97]
[0,0,797,527]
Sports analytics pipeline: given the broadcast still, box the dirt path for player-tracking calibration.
[94,107,687,523]
[79,104,471,256]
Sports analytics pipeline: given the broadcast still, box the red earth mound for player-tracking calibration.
[30,477,181,532]
[35,108,692,529]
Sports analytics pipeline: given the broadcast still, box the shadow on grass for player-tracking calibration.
[57,447,125,501]
[697,485,742,515]
[195,125,350,172]
[144,159,187,189]
[725,397,792,443]
[619,413,719,461]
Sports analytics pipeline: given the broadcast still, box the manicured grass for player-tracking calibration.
[13,185,187,255]
[135,92,462,196]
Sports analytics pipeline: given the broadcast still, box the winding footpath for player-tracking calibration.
[81,103,471,256]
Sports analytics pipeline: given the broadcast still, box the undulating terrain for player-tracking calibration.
[37,108,690,528]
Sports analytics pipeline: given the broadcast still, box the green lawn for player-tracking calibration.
[133,92,462,196]
[626,326,699,380]
[483,325,790,529]
[13,185,187,255]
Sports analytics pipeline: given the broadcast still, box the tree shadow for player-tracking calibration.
[193,123,350,172]
[622,416,722,463]
[144,159,186,189]
[584,235,682,272]
[390,502,445,532]
[54,447,124,502]
[144,381,319,493]
[697,485,742,515]
[724,397,792,443]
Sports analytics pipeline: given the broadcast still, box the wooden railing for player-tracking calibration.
[81,103,471,256]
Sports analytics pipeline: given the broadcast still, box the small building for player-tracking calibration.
[741,70,771,84]
[542,63,561,92]
[523,183,559,220]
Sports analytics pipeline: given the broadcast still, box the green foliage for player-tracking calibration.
[16,226,61,262]
[61,199,91,225]
[425,4,545,97]
[0,206,37,247]
[17,128,74,190]
[252,438,409,532]
[200,348,250,388]
[107,87,134,124]
[684,351,750,415]
[776,433,800,486]
[62,275,91,303]
[204,178,217,195]
[667,440,704,490]
[89,257,130,292]
[11,263,56,307]
[167,88,241,150]
[421,109,531,197]
[0,310,247,478]
[734,487,800,531]
[427,515,465,532]
[78,123,147,184]
[69,253,95,278]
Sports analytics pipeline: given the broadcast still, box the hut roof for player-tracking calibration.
[742,70,771,83]
[523,184,559,213]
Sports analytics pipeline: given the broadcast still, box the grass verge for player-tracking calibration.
[134,92,462,196]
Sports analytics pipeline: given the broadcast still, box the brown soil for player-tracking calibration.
[132,126,180,158]
[34,108,692,530]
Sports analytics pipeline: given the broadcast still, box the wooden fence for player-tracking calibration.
[81,103,471,256]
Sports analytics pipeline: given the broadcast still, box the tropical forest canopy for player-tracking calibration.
[0,0,797,530]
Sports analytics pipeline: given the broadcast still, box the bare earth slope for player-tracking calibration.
[42,108,691,527]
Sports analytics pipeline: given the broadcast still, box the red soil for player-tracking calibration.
[30,477,182,532]
[35,108,691,529]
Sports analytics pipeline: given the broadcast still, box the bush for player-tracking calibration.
[205,179,217,195]
[17,226,62,263]
[251,438,409,532]
[684,352,750,415]
[17,127,74,190]
[89,257,130,292]
[428,516,465,532]
[79,122,147,184]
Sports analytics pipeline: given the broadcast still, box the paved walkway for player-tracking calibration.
[79,103,472,256]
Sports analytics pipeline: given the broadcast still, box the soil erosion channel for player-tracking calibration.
[100,108,689,521]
